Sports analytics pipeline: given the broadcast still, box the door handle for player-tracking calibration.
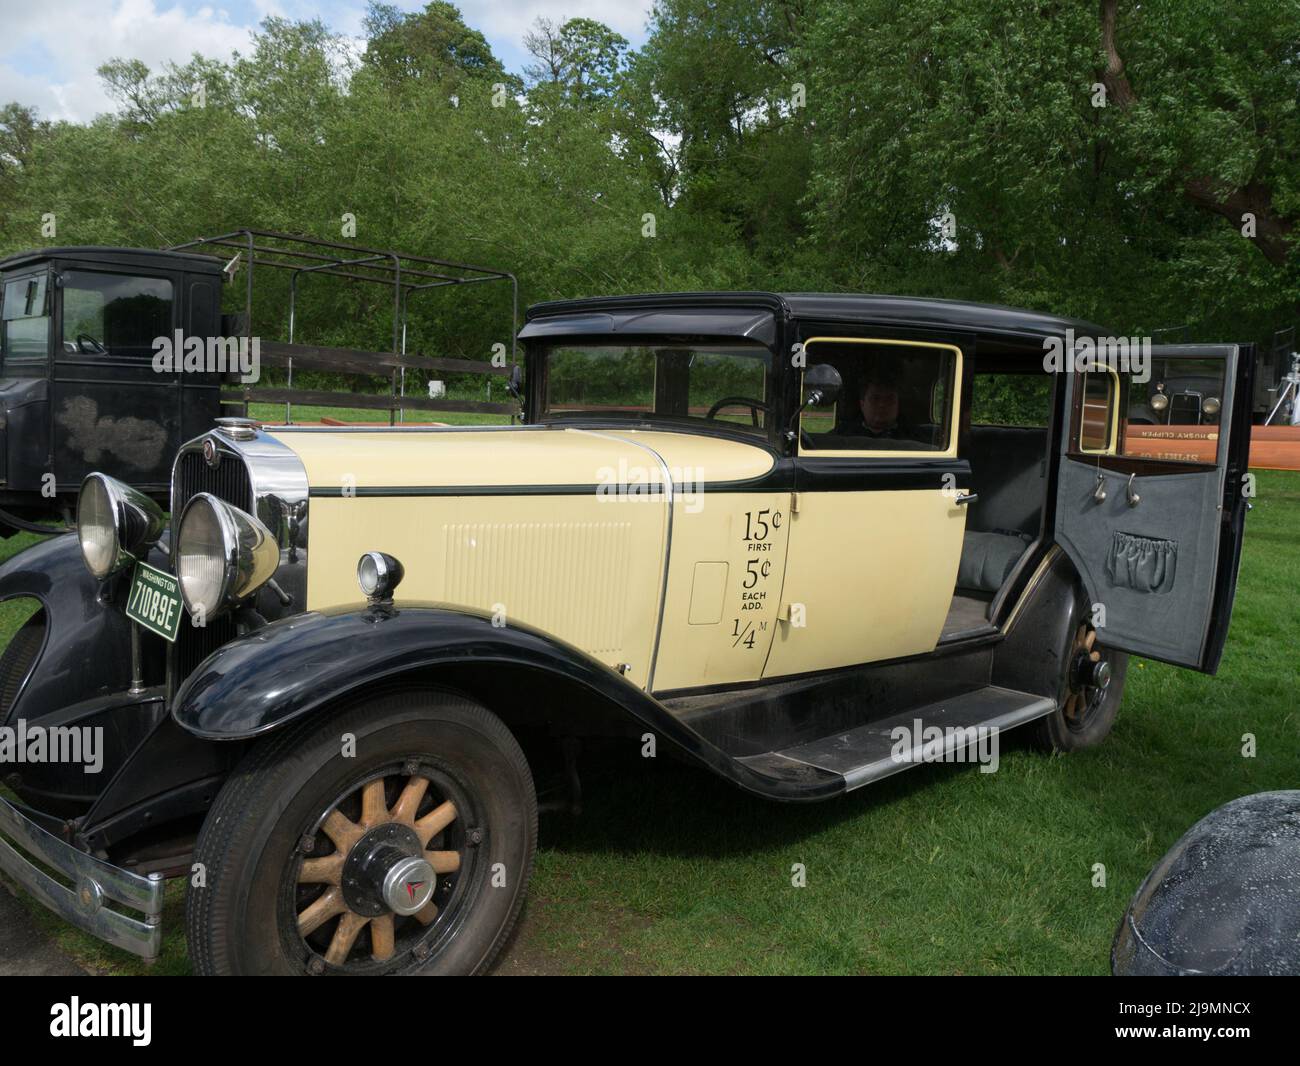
[954,493,978,506]
[1126,473,1141,507]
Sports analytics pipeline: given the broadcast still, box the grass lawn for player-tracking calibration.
[1,470,1296,975]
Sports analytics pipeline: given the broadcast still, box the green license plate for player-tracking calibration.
[125,561,184,643]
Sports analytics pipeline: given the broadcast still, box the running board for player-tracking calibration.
[738,686,1055,792]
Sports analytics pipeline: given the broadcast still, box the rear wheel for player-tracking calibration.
[1031,623,1128,752]
[187,689,536,975]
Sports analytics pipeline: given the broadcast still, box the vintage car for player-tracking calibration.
[0,292,1253,975]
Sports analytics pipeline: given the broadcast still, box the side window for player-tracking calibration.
[1071,358,1230,466]
[60,271,173,359]
[1077,369,1117,453]
[799,337,960,455]
[1,273,50,362]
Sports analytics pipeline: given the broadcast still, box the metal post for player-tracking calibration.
[509,273,520,425]
[243,231,254,419]
[399,286,409,425]
[287,271,299,425]
[128,622,145,696]
[390,254,401,428]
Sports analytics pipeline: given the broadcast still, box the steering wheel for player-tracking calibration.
[706,396,772,427]
[76,333,107,354]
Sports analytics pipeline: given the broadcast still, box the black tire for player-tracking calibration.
[186,688,536,975]
[1031,649,1128,753]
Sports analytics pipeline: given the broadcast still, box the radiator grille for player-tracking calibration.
[170,448,254,684]
[174,614,239,683]
[173,449,253,520]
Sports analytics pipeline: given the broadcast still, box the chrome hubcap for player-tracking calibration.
[382,856,437,916]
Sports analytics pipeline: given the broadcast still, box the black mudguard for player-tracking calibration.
[992,546,1087,706]
[0,531,141,725]
[172,603,842,802]
[0,533,184,814]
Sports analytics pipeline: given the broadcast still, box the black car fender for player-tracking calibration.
[991,545,1088,704]
[0,534,183,812]
[171,602,841,802]
[0,531,154,727]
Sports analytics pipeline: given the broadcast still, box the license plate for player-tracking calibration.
[125,561,184,643]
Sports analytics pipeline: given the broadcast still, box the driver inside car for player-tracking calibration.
[831,368,914,441]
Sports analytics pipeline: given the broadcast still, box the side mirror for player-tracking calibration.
[506,363,523,400]
[802,363,842,408]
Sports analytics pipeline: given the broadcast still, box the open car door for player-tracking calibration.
[1054,344,1254,673]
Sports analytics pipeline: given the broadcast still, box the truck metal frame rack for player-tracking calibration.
[168,229,519,424]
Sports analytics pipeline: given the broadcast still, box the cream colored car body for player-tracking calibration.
[276,423,967,694]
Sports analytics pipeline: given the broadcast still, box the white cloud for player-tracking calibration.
[1,1,258,122]
[469,0,650,41]
[0,0,655,124]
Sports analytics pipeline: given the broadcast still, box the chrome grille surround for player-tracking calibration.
[168,425,309,686]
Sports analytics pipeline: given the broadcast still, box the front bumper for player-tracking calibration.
[0,795,164,960]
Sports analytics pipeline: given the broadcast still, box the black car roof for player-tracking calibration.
[525,291,1112,349]
[0,246,224,275]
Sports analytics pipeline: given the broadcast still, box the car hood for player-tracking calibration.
[265,424,776,491]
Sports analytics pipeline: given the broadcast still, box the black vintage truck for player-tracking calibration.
[0,230,518,534]
[0,246,227,533]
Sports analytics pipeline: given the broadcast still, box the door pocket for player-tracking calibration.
[1105,531,1178,594]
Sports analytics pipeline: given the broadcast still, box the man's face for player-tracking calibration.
[860,383,900,431]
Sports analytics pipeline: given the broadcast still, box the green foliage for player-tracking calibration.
[361,2,515,88]
[0,0,1296,368]
[971,373,1053,427]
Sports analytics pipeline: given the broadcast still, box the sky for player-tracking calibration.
[0,0,654,122]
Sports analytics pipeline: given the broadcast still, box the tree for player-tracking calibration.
[798,0,1299,337]
[523,18,629,101]
[361,2,515,89]
[0,104,51,246]
[633,0,814,262]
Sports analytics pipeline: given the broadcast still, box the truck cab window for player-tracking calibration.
[1,273,51,362]
[61,271,173,358]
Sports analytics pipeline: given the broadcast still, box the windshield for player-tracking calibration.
[60,270,173,358]
[538,341,773,435]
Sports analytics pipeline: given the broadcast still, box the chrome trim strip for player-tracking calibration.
[0,796,163,959]
[1001,545,1061,634]
[576,430,674,693]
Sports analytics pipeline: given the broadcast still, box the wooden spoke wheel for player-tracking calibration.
[1061,623,1113,733]
[187,691,536,976]
[290,762,478,972]
[1030,614,1127,754]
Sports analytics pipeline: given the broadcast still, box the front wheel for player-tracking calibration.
[186,689,536,975]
